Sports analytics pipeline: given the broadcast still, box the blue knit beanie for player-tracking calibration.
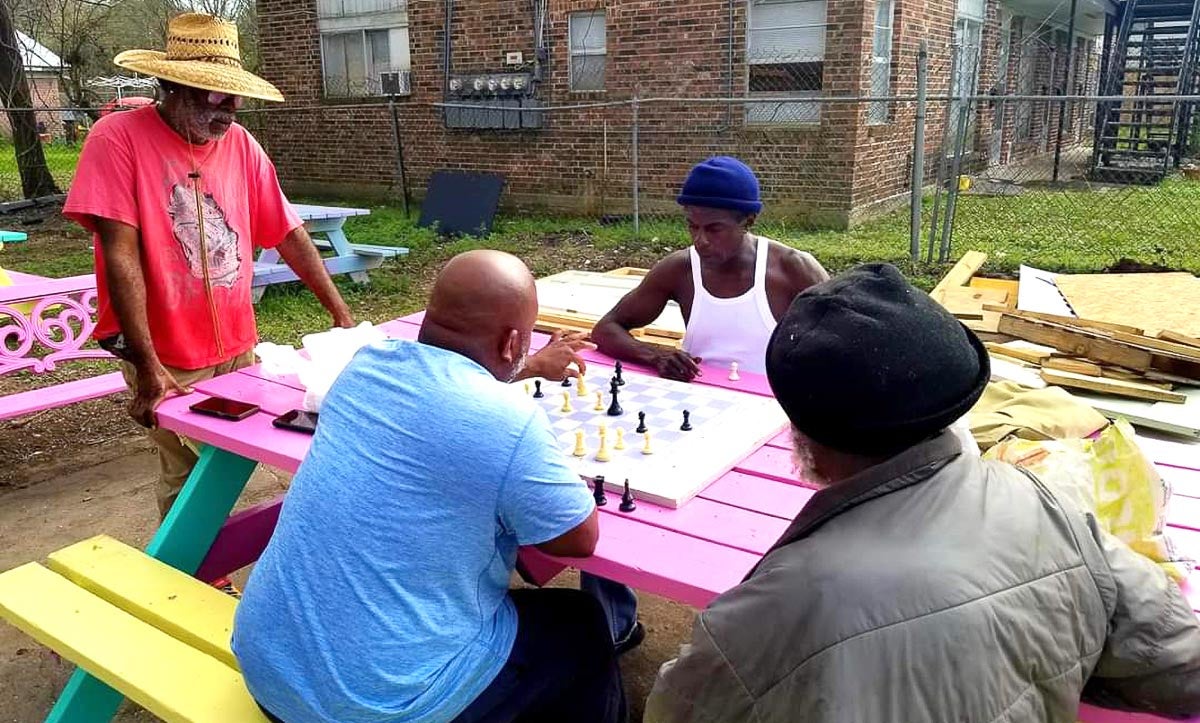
[676,156,763,215]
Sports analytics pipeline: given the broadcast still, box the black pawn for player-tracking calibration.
[619,479,637,512]
[592,476,608,506]
[635,411,647,434]
[532,380,544,398]
[561,377,573,387]
[614,360,626,386]
[680,410,692,431]
[606,378,623,416]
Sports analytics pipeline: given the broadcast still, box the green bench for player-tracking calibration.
[0,535,268,723]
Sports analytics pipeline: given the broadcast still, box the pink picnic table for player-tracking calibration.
[46,311,1200,723]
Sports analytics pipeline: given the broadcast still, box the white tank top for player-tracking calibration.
[681,236,777,375]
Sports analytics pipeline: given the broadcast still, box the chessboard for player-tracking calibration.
[524,361,788,508]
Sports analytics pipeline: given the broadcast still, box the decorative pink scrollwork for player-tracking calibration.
[0,288,112,376]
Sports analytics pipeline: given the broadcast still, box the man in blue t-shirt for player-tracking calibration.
[232,250,625,723]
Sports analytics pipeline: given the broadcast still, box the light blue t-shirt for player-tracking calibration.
[232,340,595,722]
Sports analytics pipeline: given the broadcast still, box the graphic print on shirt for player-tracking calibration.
[167,183,241,288]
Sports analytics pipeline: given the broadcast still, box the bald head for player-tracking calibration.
[419,250,539,380]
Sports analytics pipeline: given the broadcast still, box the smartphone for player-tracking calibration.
[189,396,261,421]
[273,409,319,434]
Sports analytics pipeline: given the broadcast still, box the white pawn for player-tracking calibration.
[728,362,740,381]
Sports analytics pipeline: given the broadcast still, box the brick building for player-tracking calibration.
[0,31,67,141]
[254,0,1115,228]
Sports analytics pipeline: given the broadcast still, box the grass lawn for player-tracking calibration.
[0,140,81,200]
[5,176,1200,350]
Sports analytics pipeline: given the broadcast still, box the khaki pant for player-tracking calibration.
[121,350,256,519]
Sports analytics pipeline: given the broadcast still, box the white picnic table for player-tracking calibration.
[252,203,408,302]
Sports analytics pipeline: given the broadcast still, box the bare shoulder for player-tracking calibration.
[766,239,830,292]
[638,248,691,292]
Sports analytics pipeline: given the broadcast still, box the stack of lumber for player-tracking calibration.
[930,252,1200,408]
[534,267,684,349]
[928,251,1018,339]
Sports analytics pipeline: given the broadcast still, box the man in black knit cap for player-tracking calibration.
[645,263,1200,723]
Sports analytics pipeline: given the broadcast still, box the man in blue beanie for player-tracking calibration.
[586,156,829,657]
[593,156,828,382]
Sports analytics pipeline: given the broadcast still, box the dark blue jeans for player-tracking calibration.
[259,588,626,723]
[452,588,627,723]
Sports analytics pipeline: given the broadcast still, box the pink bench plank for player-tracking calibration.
[1163,465,1200,500]
[157,394,309,473]
[535,512,761,609]
[1134,434,1200,472]
[0,273,95,304]
[0,371,125,421]
[194,496,283,581]
[3,270,48,285]
[699,470,815,521]
[599,495,789,556]
[734,445,813,487]
[193,373,306,417]
[1169,495,1200,531]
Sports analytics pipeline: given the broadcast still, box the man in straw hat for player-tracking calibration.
[64,13,355,520]
[645,264,1200,722]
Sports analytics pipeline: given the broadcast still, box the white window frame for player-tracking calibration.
[868,0,895,125]
[949,13,984,154]
[569,10,607,92]
[746,0,828,126]
[318,2,410,97]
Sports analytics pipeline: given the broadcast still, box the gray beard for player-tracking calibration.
[505,349,529,383]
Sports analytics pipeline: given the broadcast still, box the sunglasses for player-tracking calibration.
[206,91,244,109]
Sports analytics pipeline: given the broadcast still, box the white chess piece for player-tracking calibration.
[728,362,740,381]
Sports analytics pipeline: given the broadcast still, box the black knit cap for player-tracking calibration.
[765,262,990,455]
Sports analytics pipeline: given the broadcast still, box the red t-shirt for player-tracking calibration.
[63,106,302,370]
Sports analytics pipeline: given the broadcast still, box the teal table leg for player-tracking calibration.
[44,446,259,722]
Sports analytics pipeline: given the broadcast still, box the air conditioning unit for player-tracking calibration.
[380,70,412,96]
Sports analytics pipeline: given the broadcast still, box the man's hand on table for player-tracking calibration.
[654,349,703,382]
[331,309,356,329]
[517,330,595,381]
[129,363,191,429]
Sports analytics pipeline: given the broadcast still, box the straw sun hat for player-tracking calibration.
[114,13,283,102]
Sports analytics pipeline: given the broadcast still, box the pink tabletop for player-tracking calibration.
[156,313,1200,723]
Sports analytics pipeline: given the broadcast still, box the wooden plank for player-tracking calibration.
[1041,369,1188,404]
[1112,331,1200,362]
[535,512,762,609]
[196,497,283,583]
[982,305,1145,335]
[985,342,1053,365]
[939,287,1008,320]
[1043,357,1105,377]
[931,251,988,300]
[47,535,239,669]
[968,277,1020,300]
[698,471,815,521]
[1160,330,1200,349]
[0,563,268,723]
[598,495,790,556]
[0,371,126,421]
[998,315,1155,371]
[963,311,1000,333]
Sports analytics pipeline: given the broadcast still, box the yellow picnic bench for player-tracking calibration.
[0,535,267,722]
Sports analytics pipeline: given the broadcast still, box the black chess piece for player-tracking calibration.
[635,411,647,434]
[614,360,626,386]
[607,378,623,416]
[619,479,637,512]
[592,476,608,506]
[680,410,692,431]
[532,380,544,398]
[561,377,573,387]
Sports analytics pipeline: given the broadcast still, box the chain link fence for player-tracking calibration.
[4,38,1200,266]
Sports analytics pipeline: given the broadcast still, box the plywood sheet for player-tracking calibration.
[1055,273,1200,338]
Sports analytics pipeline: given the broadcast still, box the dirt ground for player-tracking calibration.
[0,426,696,722]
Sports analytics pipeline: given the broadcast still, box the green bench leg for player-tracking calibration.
[44,446,259,722]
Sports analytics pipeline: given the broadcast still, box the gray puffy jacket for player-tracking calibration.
[645,431,1200,722]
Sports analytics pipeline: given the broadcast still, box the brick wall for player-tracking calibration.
[253,0,1105,229]
[0,74,64,140]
